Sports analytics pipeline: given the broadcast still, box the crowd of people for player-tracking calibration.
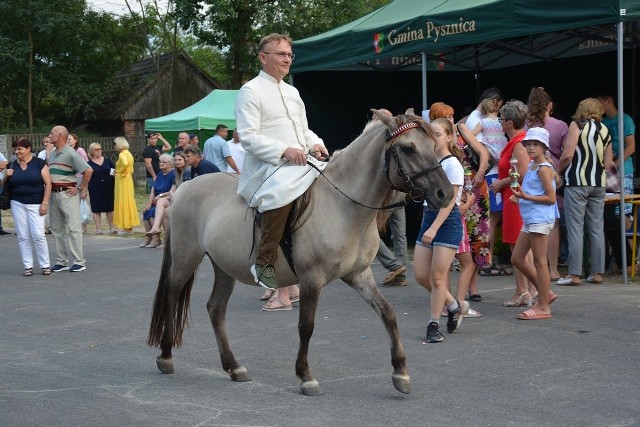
[0,124,242,274]
[0,32,635,344]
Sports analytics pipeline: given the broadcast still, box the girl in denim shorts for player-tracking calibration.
[413,118,469,343]
[509,127,560,320]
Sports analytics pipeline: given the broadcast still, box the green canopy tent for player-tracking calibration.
[144,89,239,147]
[293,0,640,282]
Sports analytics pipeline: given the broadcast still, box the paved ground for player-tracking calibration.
[0,232,639,426]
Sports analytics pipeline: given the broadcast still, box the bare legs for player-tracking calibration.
[92,211,115,233]
[414,245,458,321]
[511,231,556,316]
[148,199,170,234]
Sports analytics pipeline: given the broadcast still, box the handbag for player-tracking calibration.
[457,124,495,172]
[0,186,9,210]
[606,165,621,193]
[0,160,15,210]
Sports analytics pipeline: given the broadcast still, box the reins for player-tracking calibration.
[307,160,409,210]
[309,120,442,210]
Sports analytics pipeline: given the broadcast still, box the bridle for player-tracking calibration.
[384,122,443,204]
[307,120,444,211]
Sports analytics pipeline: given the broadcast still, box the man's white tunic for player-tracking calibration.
[235,71,327,212]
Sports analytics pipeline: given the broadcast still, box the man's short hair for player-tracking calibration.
[183,144,202,157]
[215,124,228,132]
[479,87,504,103]
[258,33,293,52]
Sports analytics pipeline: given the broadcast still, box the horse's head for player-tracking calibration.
[372,108,454,209]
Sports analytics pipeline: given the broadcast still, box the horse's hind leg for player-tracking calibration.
[295,283,325,396]
[343,268,411,394]
[206,262,250,382]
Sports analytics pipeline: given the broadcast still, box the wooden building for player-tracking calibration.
[92,51,220,140]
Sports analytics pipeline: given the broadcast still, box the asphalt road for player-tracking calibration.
[0,232,639,426]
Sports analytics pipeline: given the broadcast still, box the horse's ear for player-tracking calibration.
[370,109,394,128]
[405,108,415,116]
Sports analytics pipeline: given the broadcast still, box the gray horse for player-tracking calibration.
[148,109,454,396]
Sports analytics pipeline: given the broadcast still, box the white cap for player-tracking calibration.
[523,127,550,148]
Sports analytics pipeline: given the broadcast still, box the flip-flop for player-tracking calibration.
[518,309,552,320]
[261,298,293,312]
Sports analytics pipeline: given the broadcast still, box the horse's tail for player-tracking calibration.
[147,228,197,348]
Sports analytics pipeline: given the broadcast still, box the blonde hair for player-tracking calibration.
[258,33,293,52]
[431,118,463,161]
[113,137,129,151]
[88,142,102,159]
[572,98,604,122]
[479,98,500,115]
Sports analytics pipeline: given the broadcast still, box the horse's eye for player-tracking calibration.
[400,143,416,154]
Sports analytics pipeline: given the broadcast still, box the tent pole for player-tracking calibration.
[618,22,628,284]
[422,51,428,112]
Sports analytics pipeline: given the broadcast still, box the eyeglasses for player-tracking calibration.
[498,118,511,123]
[263,51,295,60]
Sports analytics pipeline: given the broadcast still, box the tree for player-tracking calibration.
[175,0,390,88]
[0,0,149,132]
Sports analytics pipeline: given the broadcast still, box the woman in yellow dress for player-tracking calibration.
[113,137,140,232]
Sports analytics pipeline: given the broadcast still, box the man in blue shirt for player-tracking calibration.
[203,124,240,174]
[183,145,220,178]
[598,92,636,214]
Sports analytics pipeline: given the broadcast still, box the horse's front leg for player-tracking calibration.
[295,282,324,396]
[344,268,411,394]
[207,264,250,382]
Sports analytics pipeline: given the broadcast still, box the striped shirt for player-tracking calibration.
[564,119,611,188]
[47,144,90,184]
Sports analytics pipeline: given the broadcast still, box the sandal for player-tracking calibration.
[518,308,552,320]
[261,297,293,312]
[503,292,532,307]
[23,268,33,277]
[468,292,482,302]
[259,288,275,301]
[479,264,500,276]
[42,267,53,276]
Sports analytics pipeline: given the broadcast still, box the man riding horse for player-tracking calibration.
[235,33,329,295]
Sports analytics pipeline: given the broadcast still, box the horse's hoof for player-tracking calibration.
[156,356,174,374]
[300,379,324,396]
[230,366,251,382]
[392,373,411,394]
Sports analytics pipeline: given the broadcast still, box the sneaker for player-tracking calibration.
[382,265,407,285]
[250,263,277,290]
[447,300,470,333]
[426,322,444,343]
[69,264,86,272]
[51,264,69,272]
[0,229,10,235]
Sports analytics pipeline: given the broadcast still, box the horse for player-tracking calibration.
[147,109,454,396]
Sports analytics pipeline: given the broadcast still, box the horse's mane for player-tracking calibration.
[327,111,433,231]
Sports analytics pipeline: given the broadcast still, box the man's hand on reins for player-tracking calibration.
[282,147,308,165]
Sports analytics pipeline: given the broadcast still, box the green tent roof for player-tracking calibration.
[145,89,239,132]
[292,0,640,73]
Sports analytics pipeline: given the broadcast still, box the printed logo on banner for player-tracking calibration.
[373,32,384,53]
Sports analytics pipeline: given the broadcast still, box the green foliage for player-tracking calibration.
[175,0,391,88]
[0,0,391,131]
[0,0,148,132]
